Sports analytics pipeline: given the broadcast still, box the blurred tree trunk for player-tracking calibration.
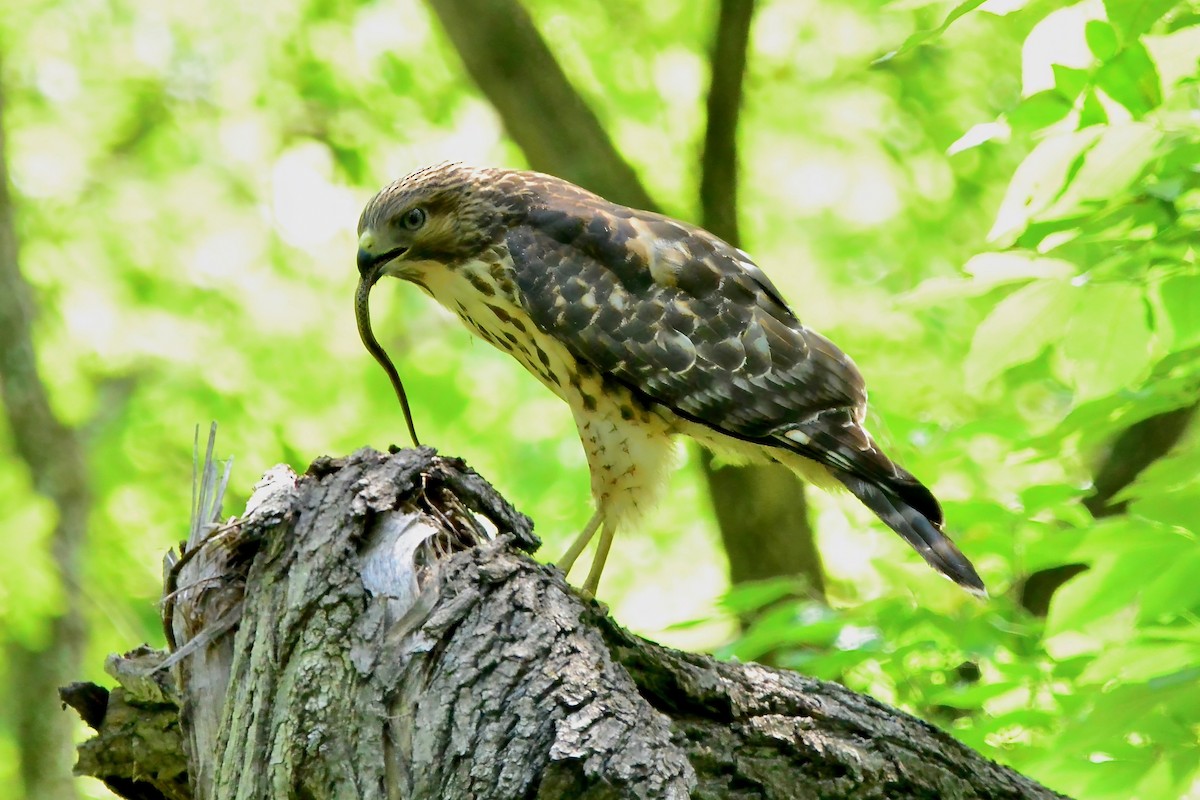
[425,0,825,600]
[64,448,1066,800]
[697,0,824,601]
[424,0,655,211]
[0,60,88,800]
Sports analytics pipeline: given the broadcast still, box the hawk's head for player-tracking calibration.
[356,162,526,286]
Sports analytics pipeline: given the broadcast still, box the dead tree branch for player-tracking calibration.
[66,448,1066,799]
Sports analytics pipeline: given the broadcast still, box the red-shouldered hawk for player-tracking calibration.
[356,163,985,598]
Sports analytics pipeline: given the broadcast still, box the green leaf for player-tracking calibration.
[964,252,1078,282]
[1158,274,1200,350]
[1095,41,1163,115]
[964,279,1078,392]
[1006,91,1074,132]
[719,577,811,614]
[1041,123,1162,219]
[1122,445,1200,530]
[1086,20,1121,59]
[1130,481,1200,530]
[1079,89,1110,128]
[1051,64,1091,100]
[1046,524,1195,649]
[1021,524,1091,571]
[1104,0,1181,40]
[1045,570,1136,654]
[1055,283,1154,399]
[1137,548,1200,620]
[901,251,1076,304]
[1148,665,1200,690]
[1117,438,1200,504]
[947,120,1012,154]
[727,604,850,661]
[874,0,989,63]
[987,128,1105,242]
[926,680,1020,708]
[1080,641,1200,683]
[1134,758,1195,800]
[1144,21,1200,90]
[1020,483,1089,514]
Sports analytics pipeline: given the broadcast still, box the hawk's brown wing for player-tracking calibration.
[505,204,908,490]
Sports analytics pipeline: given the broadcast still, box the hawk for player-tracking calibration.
[356,163,985,597]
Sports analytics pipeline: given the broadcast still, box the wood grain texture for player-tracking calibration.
[68,448,1064,799]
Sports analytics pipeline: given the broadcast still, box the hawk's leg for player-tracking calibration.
[582,521,616,596]
[556,510,602,577]
[558,388,675,594]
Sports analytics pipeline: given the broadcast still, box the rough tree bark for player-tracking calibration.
[64,447,1066,799]
[424,0,824,599]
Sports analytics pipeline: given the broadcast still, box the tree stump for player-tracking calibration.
[62,447,1067,799]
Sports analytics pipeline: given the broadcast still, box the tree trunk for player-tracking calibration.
[697,0,824,603]
[0,51,87,800]
[64,447,1066,799]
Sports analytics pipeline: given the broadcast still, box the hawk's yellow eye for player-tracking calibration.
[402,207,426,231]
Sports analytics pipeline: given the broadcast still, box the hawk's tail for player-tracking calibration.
[832,469,987,597]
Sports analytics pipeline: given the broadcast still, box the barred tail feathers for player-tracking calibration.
[833,469,986,597]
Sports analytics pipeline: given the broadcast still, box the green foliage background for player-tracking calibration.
[1,0,1197,797]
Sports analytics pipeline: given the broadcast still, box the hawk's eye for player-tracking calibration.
[402,207,426,231]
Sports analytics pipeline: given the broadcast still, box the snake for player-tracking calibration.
[355,277,421,447]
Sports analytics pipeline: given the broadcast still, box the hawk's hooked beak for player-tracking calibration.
[356,230,407,286]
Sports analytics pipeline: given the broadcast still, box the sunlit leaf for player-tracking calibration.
[1103,0,1181,40]
[1046,524,1193,647]
[874,0,988,63]
[726,603,847,661]
[1117,439,1200,504]
[1086,20,1121,60]
[926,680,1020,708]
[1119,444,1200,531]
[1133,758,1193,800]
[1129,482,1200,530]
[964,279,1078,392]
[1136,547,1200,620]
[1006,90,1074,133]
[1079,641,1200,683]
[988,129,1103,242]
[1144,23,1200,89]
[1051,63,1091,100]
[901,251,1075,304]
[1055,283,1154,399]
[1020,524,1091,572]
[947,120,1011,154]
[1078,88,1110,127]
[718,577,811,614]
[1158,274,1200,350]
[1095,41,1163,115]
[1041,123,1162,219]
[966,252,1078,282]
